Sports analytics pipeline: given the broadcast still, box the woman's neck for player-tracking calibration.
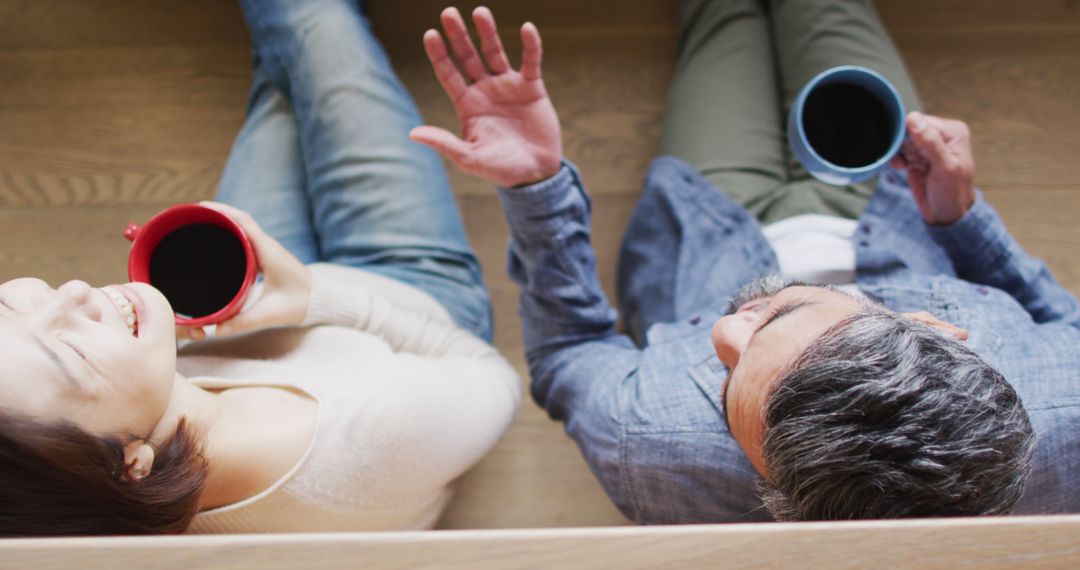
[150,374,318,511]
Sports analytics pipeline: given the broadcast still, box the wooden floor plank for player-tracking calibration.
[2,515,1080,570]
[877,0,1080,34]
[896,32,1080,187]
[0,0,248,49]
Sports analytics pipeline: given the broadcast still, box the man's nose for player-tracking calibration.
[713,311,760,367]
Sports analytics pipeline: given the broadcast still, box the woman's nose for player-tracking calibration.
[53,280,103,321]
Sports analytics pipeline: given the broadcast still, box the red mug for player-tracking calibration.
[124,203,256,327]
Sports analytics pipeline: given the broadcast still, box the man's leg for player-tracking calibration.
[621,0,785,340]
[763,0,924,223]
[657,0,786,210]
[215,68,319,265]
[237,0,492,340]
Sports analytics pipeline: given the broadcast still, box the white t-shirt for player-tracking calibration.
[762,214,864,297]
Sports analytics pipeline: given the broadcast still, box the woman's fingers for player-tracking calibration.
[423,29,467,102]
[473,6,510,74]
[199,201,297,279]
[175,325,206,341]
[410,125,473,166]
[520,22,543,81]
[440,7,487,82]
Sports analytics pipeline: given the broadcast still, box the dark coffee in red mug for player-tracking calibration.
[124,204,256,327]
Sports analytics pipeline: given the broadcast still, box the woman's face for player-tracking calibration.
[0,278,177,438]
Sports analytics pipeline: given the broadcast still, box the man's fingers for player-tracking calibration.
[890,153,908,170]
[410,126,473,165]
[440,7,487,82]
[907,112,954,170]
[423,29,467,102]
[922,114,970,143]
[520,22,543,81]
[473,6,510,74]
[907,165,933,218]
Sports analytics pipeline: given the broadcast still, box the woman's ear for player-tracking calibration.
[122,441,156,482]
[901,311,969,341]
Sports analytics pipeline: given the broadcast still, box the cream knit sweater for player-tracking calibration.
[178,263,521,533]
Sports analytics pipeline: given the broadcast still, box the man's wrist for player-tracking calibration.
[925,191,1010,270]
[496,160,587,235]
[506,160,564,188]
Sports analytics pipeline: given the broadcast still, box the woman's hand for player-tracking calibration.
[177,202,311,341]
[410,6,562,188]
[890,111,976,225]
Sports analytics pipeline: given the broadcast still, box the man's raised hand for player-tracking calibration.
[410,6,563,188]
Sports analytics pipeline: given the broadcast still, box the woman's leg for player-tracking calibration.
[763,0,924,223]
[658,0,787,211]
[215,67,320,265]
[236,0,492,340]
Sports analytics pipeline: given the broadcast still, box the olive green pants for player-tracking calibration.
[659,0,923,223]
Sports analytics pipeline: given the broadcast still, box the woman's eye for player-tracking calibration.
[61,339,88,362]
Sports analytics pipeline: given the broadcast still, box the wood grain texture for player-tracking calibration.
[0,0,249,49]
[876,0,1080,33]
[893,33,1080,188]
[2,515,1079,570]
[438,195,637,529]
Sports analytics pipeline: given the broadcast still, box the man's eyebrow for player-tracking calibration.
[32,334,83,389]
[754,300,817,336]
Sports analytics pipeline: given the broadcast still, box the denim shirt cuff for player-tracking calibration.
[925,191,1011,269]
[495,161,589,236]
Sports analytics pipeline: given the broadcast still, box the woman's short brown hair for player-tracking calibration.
[0,413,208,536]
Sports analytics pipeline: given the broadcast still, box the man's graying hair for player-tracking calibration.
[759,311,1036,521]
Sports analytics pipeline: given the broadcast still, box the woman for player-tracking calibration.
[0,0,520,535]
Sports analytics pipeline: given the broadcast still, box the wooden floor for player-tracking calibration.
[1,0,1078,531]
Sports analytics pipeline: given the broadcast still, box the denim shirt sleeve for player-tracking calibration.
[496,162,643,514]
[925,193,1080,328]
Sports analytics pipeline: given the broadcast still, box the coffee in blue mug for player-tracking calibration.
[788,65,906,186]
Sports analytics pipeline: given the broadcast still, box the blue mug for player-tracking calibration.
[787,65,906,186]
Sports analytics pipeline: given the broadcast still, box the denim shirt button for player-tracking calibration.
[861,224,872,234]
[689,315,701,325]
[858,240,870,247]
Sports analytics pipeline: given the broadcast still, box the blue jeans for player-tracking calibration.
[215,0,492,340]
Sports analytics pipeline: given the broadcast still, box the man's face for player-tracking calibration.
[713,277,969,476]
[713,279,867,474]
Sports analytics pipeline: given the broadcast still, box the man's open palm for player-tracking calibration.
[410,7,562,188]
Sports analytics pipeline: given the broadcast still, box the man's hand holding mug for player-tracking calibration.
[891,111,977,226]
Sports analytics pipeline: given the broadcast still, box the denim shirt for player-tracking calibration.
[496,157,1080,524]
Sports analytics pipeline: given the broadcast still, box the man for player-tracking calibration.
[413,2,1080,521]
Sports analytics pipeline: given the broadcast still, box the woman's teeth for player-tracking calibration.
[104,287,139,336]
